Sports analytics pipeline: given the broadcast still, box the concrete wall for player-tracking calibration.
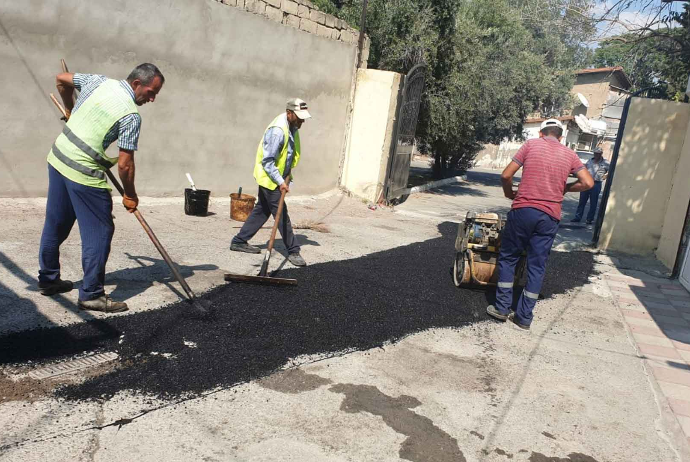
[0,0,359,197]
[474,123,574,170]
[599,98,690,258]
[341,69,402,203]
[657,115,690,269]
[573,74,611,119]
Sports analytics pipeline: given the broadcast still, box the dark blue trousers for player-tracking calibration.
[232,186,300,254]
[495,207,559,326]
[39,164,114,301]
[574,181,602,222]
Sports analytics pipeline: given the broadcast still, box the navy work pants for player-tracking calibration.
[574,181,602,222]
[38,164,114,301]
[232,186,300,254]
[495,207,559,326]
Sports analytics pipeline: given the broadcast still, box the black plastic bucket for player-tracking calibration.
[184,188,211,216]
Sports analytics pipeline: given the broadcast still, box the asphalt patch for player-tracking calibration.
[0,222,597,401]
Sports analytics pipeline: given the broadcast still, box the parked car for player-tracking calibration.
[570,150,593,177]
[576,150,593,165]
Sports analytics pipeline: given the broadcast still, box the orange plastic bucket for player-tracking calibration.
[229,193,256,221]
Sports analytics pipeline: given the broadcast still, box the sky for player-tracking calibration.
[591,0,686,44]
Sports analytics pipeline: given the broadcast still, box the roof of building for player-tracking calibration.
[575,66,632,89]
[525,115,575,124]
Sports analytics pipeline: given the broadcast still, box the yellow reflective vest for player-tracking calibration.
[253,113,301,190]
[47,79,138,190]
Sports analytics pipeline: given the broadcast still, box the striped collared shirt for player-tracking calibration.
[511,136,585,220]
[72,73,141,151]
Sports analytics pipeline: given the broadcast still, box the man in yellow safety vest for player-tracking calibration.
[230,98,311,267]
[38,64,164,313]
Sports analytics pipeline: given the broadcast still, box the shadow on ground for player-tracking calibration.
[0,222,597,401]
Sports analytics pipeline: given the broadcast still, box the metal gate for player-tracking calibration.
[384,63,426,202]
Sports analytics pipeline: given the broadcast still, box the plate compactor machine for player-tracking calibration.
[453,211,526,287]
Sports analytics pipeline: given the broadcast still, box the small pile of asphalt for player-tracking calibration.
[0,222,597,401]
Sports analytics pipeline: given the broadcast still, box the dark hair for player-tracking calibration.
[127,63,165,86]
[541,126,563,138]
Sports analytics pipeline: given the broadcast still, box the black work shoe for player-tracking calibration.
[38,279,74,296]
[509,313,530,330]
[230,242,261,254]
[288,253,307,267]
[570,218,581,223]
[586,220,593,225]
[78,295,128,313]
[486,305,509,321]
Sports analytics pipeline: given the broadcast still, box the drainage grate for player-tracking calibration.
[28,352,118,380]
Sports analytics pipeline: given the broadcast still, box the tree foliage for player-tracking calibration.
[593,4,690,100]
[326,0,593,176]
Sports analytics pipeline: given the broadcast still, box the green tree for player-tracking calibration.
[592,3,690,100]
[326,0,590,177]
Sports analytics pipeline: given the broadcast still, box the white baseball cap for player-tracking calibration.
[286,98,312,120]
[540,119,564,131]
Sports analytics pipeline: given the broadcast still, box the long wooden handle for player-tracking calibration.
[267,190,287,254]
[266,175,291,253]
[50,94,68,118]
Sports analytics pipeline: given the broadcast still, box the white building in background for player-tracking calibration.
[474,67,632,169]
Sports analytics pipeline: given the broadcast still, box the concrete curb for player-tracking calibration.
[401,176,466,196]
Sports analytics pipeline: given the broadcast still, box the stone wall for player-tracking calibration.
[214,0,370,64]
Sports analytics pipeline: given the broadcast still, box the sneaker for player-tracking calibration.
[288,253,307,267]
[586,220,593,225]
[78,295,128,313]
[230,242,261,254]
[38,279,74,296]
[486,305,509,321]
[509,313,530,330]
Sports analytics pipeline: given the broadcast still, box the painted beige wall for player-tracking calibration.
[341,69,402,203]
[0,0,357,197]
[657,115,690,269]
[573,74,611,119]
[599,98,690,257]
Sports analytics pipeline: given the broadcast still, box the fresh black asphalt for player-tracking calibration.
[0,222,597,401]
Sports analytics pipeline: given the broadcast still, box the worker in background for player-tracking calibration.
[230,99,310,267]
[486,119,594,330]
[38,64,165,313]
[570,146,610,225]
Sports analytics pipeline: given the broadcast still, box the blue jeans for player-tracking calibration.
[574,181,602,222]
[39,164,114,301]
[495,207,559,326]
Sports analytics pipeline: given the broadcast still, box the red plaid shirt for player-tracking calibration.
[511,137,584,220]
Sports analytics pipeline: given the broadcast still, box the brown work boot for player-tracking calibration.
[38,279,74,296]
[78,295,128,313]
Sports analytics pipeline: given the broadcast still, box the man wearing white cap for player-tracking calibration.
[571,146,609,225]
[230,98,311,267]
[486,119,594,330]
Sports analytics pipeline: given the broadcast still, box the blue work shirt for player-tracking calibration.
[261,113,296,186]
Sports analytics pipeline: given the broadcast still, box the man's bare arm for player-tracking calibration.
[501,161,521,200]
[118,149,138,212]
[55,73,76,114]
[565,169,594,193]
